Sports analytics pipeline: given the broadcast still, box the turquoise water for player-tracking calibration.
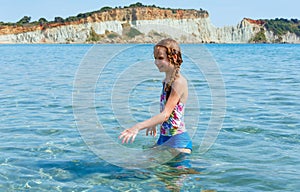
[0,44,299,191]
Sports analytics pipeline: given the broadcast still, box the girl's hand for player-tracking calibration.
[119,126,139,144]
[146,126,157,137]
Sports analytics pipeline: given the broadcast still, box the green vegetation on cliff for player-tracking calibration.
[86,27,102,42]
[263,18,300,37]
[126,27,143,38]
[249,28,267,43]
[86,28,121,42]
[121,22,143,39]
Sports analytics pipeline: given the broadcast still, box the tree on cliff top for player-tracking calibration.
[129,2,144,7]
[38,18,48,25]
[100,6,113,12]
[54,17,64,23]
[17,16,31,25]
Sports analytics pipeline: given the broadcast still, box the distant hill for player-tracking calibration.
[0,2,299,44]
[0,2,208,27]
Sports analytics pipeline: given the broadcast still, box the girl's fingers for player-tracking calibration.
[122,135,130,144]
[146,127,156,137]
[119,130,126,138]
[119,128,138,143]
[126,134,132,143]
[131,134,137,143]
[120,132,134,144]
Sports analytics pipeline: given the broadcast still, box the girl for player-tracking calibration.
[119,38,192,155]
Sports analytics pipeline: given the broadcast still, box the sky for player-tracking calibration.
[0,0,299,27]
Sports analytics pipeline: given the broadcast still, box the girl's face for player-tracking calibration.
[154,46,173,73]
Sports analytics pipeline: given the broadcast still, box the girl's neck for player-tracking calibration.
[164,73,172,83]
[164,71,180,84]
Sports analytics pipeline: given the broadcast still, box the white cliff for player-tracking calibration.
[0,7,299,44]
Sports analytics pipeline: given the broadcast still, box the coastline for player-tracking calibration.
[1,8,299,44]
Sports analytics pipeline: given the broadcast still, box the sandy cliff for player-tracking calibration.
[0,7,299,44]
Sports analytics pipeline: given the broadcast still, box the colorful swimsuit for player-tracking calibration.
[156,83,192,151]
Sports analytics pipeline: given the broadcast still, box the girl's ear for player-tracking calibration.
[173,54,178,62]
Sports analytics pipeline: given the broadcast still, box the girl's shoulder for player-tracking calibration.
[172,75,188,103]
[173,75,187,88]
[171,76,188,98]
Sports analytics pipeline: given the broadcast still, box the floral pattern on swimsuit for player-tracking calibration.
[160,83,186,136]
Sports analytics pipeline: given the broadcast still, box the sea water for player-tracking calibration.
[0,44,299,191]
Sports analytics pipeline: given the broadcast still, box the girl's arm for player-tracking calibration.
[119,82,184,143]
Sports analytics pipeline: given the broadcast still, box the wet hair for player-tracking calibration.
[154,38,183,92]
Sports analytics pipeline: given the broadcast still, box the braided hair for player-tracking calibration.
[154,38,183,92]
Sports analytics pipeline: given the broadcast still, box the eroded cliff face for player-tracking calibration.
[0,7,299,44]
